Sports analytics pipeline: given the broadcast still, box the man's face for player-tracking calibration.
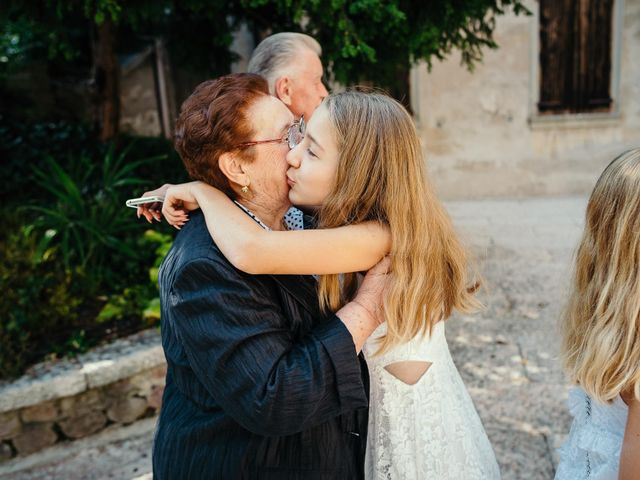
[285,48,328,121]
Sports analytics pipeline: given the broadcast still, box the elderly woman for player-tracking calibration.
[151,73,386,479]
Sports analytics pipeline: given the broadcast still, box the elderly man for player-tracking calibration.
[248,32,328,121]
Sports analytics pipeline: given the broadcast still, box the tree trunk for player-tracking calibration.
[93,16,119,141]
[390,62,413,115]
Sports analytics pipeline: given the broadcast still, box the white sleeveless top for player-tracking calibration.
[555,386,628,480]
[362,321,501,479]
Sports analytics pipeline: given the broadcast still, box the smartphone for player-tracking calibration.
[125,196,164,209]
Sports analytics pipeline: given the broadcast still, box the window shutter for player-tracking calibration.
[538,0,613,114]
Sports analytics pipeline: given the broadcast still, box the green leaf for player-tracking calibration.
[97,300,122,322]
[143,297,161,323]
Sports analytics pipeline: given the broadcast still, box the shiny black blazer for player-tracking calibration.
[152,210,369,480]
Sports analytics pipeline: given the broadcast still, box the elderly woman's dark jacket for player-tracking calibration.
[152,211,369,479]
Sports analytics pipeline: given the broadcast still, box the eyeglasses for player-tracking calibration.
[235,116,305,150]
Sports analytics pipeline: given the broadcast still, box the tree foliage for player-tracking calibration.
[1,0,529,128]
[236,0,530,96]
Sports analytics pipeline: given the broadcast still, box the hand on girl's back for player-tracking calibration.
[355,255,391,326]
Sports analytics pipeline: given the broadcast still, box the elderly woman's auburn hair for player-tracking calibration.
[173,73,270,197]
[561,147,640,403]
[317,91,481,354]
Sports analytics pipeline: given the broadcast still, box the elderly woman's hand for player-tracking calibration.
[335,256,391,353]
[162,181,205,229]
[353,255,391,326]
[136,184,173,223]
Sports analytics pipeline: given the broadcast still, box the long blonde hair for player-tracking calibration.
[561,148,640,403]
[317,91,480,354]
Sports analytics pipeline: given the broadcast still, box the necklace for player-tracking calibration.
[233,201,271,231]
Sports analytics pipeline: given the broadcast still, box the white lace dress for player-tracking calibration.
[362,321,501,480]
[555,386,628,480]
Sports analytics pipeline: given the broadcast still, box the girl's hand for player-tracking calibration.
[136,184,173,223]
[162,182,204,229]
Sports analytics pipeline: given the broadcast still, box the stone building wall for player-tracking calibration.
[119,55,163,137]
[413,0,640,199]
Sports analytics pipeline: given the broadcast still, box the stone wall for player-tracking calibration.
[0,330,165,462]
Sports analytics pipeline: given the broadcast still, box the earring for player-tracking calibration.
[241,176,251,195]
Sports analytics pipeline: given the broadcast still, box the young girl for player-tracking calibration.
[555,148,640,480]
[146,91,500,479]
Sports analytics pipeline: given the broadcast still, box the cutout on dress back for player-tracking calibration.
[384,361,433,385]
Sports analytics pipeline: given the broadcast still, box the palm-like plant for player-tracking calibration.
[30,143,165,288]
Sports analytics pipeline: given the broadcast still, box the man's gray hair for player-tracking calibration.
[247,32,322,94]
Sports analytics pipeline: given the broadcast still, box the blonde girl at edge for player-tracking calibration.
[555,148,640,480]
[144,91,501,479]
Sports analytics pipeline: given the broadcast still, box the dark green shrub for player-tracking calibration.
[0,214,83,377]
[0,116,188,209]
[97,229,173,325]
[29,143,165,293]
[0,118,104,207]
[0,117,185,378]
[96,284,157,323]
